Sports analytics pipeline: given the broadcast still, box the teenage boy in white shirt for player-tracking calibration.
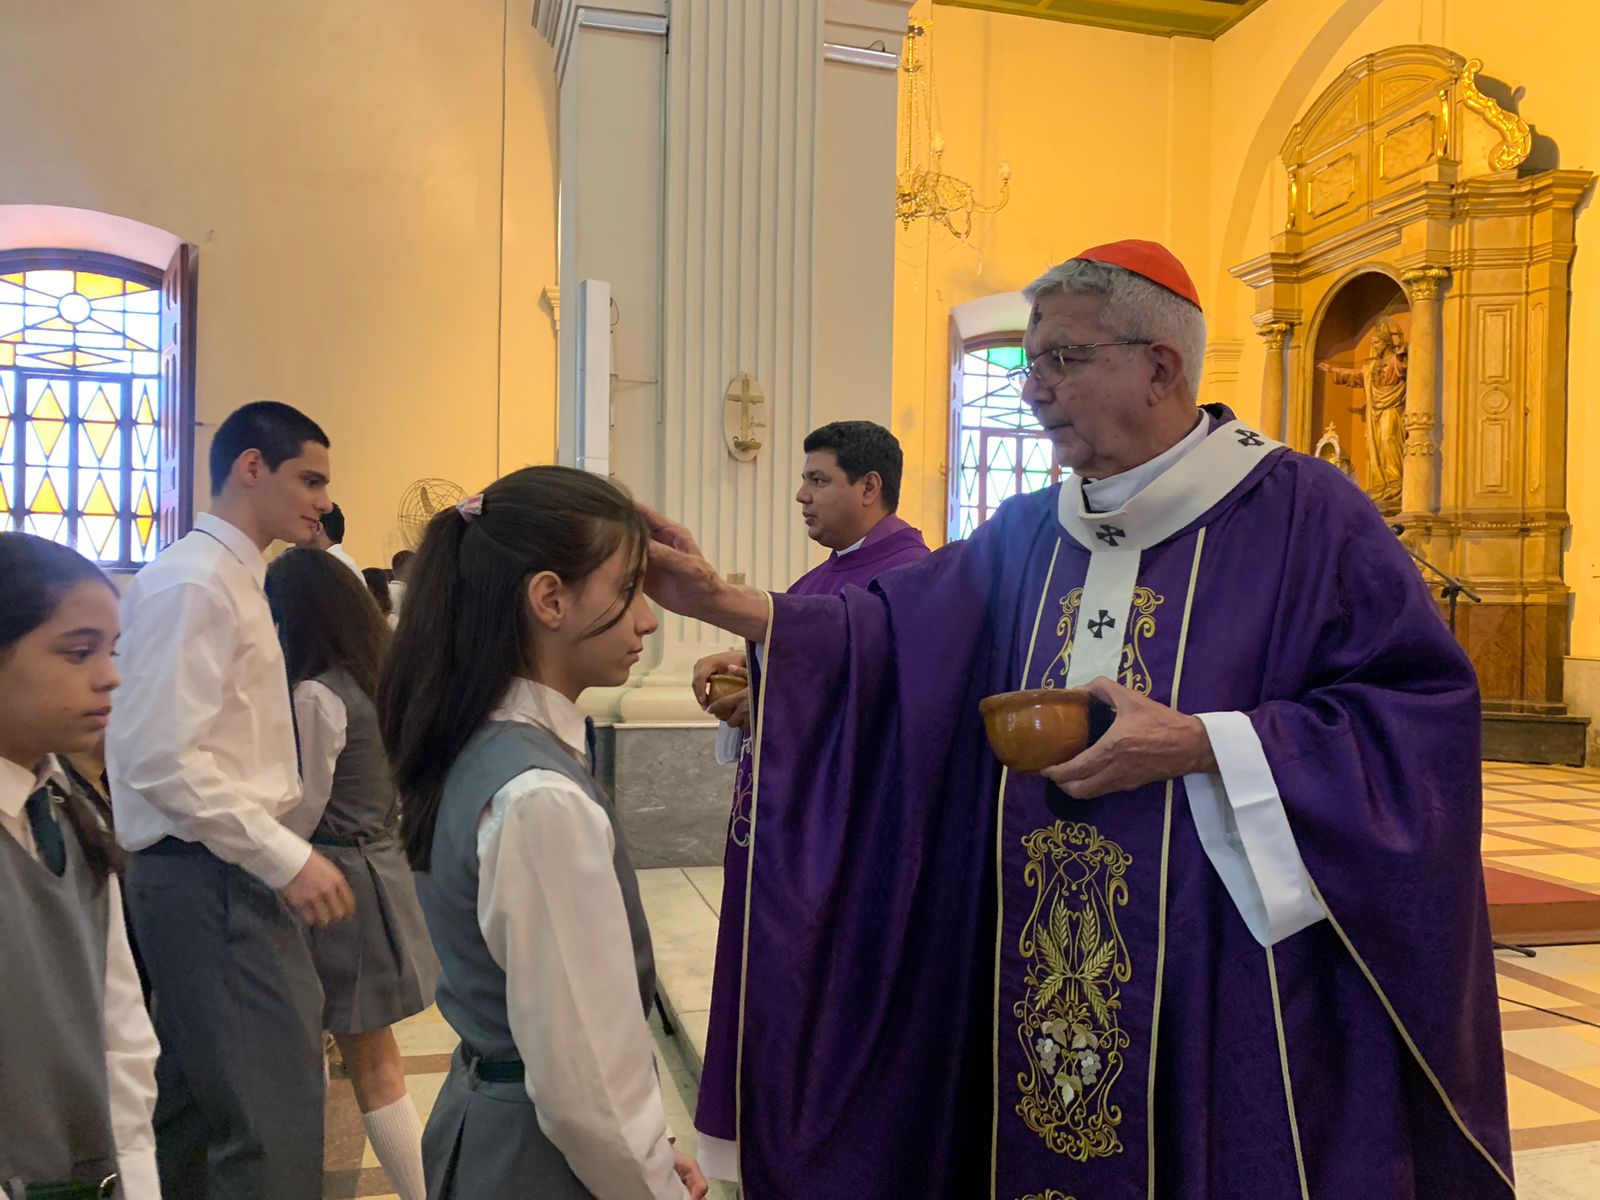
[109,400,356,1199]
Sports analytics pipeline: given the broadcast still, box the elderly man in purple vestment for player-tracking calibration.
[688,419,929,1183]
[645,240,1512,1200]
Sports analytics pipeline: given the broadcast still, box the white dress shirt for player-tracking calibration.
[327,542,364,580]
[0,756,160,1200]
[107,512,312,889]
[281,680,347,840]
[475,678,687,1200]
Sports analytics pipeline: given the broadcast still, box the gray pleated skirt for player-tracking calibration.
[423,1047,596,1199]
[304,834,440,1034]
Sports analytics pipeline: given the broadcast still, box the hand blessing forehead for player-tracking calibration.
[636,503,700,554]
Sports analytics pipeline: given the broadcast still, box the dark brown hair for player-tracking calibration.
[265,548,390,699]
[0,533,123,880]
[378,466,648,870]
[362,567,394,618]
[803,420,904,511]
[208,400,329,496]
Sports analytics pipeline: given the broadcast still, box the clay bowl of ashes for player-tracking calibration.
[979,688,1093,774]
[705,673,748,707]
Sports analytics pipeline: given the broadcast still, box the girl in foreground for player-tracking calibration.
[379,466,706,1200]
[0,533,159,1199]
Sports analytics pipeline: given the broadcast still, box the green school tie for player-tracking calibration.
[25,786,67,876]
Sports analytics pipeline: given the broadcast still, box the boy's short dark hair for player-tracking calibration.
[802,420,904,512]
[208,402,329,497]
[321,502,346,545]
[391,550,415,573]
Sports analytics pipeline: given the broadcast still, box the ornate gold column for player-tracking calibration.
[1400,266,1450,516]
[1255,320,1292,440]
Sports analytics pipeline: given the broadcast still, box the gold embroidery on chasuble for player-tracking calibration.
[1014,821,1133,1161]
[1017,1191,1079,1200]
[1041,586,1163,695]
[729,750,753,847]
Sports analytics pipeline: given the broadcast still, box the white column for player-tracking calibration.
[535,0,669,516]
[536,0,911,722]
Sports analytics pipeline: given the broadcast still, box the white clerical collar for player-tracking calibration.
[1056,418,1283,555]
[836,535,867,557]
[1081,412,1208,513]
[490,677,589,760]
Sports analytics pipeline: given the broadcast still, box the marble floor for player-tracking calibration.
[1483,764,1600,870]
[321,1003,734,1199]
[324,766,1600,1199]
[637,861,1600,1199]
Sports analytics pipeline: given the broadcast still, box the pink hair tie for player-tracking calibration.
[457,494,485,521]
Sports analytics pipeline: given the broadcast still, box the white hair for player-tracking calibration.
[1023,258,1207,397]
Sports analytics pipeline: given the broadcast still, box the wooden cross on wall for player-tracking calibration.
[723,372,766,462]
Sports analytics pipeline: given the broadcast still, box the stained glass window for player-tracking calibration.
[1,260,163,565]
[949,341,1064,540]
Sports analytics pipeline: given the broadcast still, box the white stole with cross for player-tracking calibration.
[1054,420,1282,687]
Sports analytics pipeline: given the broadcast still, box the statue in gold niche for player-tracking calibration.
[1318,319,1407,508]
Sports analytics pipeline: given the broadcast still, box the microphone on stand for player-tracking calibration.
[1390,522,1406,535]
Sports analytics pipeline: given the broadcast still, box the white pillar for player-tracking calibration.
[535,0,911,722]
[535,0,669,513]
[570,279,612,476]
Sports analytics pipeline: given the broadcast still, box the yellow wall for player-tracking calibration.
[0,0,559,569]
[900,0,1600,658]
[894,0,1210,543]
[1204,0,1600,654]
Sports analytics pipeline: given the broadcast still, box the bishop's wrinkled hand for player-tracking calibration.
[639,504,721,618]
[1041,675,1216,799]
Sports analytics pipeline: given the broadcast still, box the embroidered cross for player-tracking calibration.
[1235,428,1264,448]
[1088,609,1116,640]
[1095,524,1126,547]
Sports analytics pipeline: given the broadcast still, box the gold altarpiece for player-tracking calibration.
[1233,45,1593,714]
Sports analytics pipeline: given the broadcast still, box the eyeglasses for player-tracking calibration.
[1005,341,1152,390]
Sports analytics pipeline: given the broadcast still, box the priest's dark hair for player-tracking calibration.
[265,547,389,700]
[208,400,330,496]
[802,420,903,512]
[0,533,122,881]
[379,466,650,870]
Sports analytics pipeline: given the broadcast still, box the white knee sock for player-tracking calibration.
[361,1093,427,1200]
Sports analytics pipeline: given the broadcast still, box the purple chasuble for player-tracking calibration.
[696,514,930,1148]
[702,405,1512,1200]
[788,514,932,597]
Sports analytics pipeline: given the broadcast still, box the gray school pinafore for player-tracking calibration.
[0,788,117,1187]
[303,668,439,1033]
[414,720,657,1200]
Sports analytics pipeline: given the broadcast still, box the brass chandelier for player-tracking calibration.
[896,21,1011,242]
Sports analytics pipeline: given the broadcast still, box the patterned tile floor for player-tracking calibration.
[1483,762,1600,899]
[322,1004,733,1199]
[326,764,1600,1198]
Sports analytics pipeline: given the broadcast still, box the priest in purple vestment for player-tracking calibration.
[648,240,1512,1200]
[689,420,929,1181]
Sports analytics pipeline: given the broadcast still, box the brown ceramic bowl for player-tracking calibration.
[979,688,1092,774]
[705,672,748,707]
